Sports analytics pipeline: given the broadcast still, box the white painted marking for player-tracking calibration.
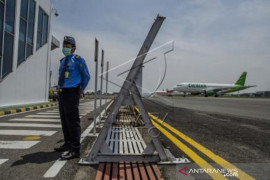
[26,115,60,118]
[43,160,67,178]
[0,159,8,165]
[45,110,87,115]
[80,112,89,114]
[0,141,40,149]
[25,115,83,118]
[46,111,59,113]
[37,112,87,116]
[9,118,60,122]
[82,107,94,109]
[80,102,94,104]
[78,109,92,111]
[43,101,113,178]
[0,130,57,136]
[37,112,60,115]
[79,110,92,113]
[0,107,54,118]
[80,102,94,105]
[0,123,61,128]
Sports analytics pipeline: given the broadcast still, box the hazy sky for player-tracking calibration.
[51,0,270,93]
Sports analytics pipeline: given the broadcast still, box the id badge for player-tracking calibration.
[65,71,69,78]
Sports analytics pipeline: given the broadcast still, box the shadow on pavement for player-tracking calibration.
[11,151,61,167]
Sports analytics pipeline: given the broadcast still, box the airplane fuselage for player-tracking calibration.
[173,83,241,94]
[172,72,255,96]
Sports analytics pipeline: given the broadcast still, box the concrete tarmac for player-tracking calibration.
[144,96,270,180]
[153,96,270,121]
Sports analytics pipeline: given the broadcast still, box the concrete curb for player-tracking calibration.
[0,103,57,117]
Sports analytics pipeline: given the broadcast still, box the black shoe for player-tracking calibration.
[54,144,70,152]
[60,150,80,160]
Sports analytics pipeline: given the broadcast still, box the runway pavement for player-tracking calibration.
[144,96,270,180]
[152,96,270,121]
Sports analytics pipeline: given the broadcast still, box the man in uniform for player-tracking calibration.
[55,36,90,160]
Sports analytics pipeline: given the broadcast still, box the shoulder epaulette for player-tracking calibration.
[75,55,80,59]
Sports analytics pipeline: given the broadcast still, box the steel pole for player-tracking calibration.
[99,50,104,124]
[93,38,99,135]
[136,67,142,95]
[105,61,109,112]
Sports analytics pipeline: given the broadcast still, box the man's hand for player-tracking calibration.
[78,89,83,98]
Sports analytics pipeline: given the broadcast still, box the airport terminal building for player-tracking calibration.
[0,0,59,107]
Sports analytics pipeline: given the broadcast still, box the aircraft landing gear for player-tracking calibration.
[204,91,208,97]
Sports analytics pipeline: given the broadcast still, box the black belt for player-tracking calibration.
[57,87,79,93]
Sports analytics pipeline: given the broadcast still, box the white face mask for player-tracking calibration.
[62,47,72,56]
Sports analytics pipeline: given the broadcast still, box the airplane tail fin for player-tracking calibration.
[235,72,247,86]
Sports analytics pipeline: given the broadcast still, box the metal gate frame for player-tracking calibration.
[86,15,168,164]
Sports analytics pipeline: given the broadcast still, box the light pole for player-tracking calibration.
[93,38,99,135]
[105,61,109,112]
[99,49,104,124]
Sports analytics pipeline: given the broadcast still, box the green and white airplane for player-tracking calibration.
[173,72,256,97]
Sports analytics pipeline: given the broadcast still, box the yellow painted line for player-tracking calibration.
[10,110,16,114]
[23,136,41,141]
[150,113,255,180]
[152,121,227,180]
[134,107,254,179]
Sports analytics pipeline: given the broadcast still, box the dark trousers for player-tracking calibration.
[58,87,81,151]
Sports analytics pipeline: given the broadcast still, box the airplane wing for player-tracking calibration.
[213,88,225,94]
[204,88,225,96]
[245,85,257,88]
[220,85,256,94]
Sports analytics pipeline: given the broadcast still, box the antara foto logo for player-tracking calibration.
[179,166,188,176]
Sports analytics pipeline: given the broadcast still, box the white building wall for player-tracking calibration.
[0,0,52,107]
